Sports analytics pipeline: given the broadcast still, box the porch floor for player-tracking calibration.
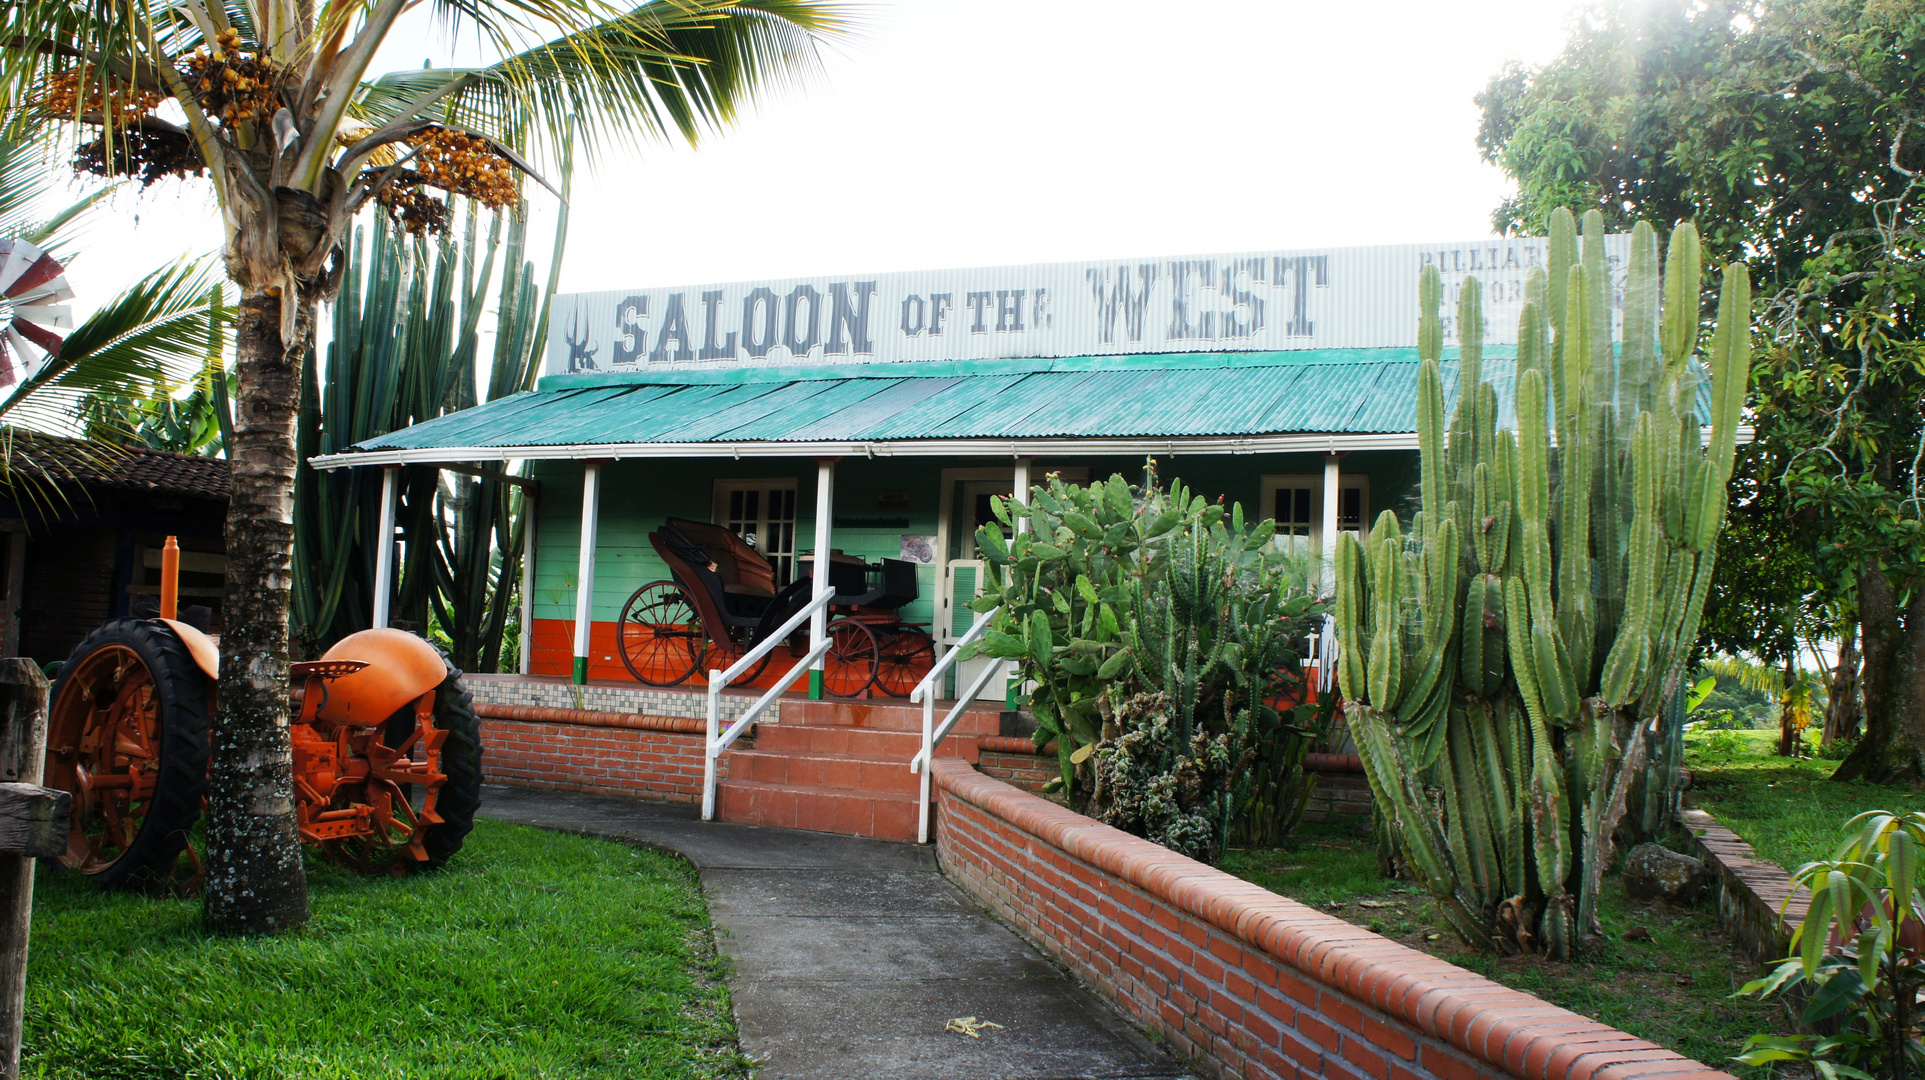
[480,785,1189,1080]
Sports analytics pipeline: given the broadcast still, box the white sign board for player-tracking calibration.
[546,236,1631,377]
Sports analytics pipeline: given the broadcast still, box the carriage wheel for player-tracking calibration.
[822,619,880,698]
[699,629,773,689]
[45,620,211,888]
[873,627,936,699]
[618,581,703,686]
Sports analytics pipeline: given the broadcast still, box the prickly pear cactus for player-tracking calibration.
[1336,209,1749,958]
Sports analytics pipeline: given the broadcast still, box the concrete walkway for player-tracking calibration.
[481,786,1191,1080]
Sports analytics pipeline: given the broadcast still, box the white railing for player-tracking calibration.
[907,606,1010,843]
[702,590,835,820]
[1309,614,1338,695]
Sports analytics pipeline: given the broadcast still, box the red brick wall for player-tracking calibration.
[480,715,721,803]
[931,759,1729,1080]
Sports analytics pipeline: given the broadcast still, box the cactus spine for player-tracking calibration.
[1337,210,1750,958]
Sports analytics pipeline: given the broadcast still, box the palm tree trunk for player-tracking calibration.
[204,289,311,935]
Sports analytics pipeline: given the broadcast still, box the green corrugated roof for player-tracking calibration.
[329,346,1707,460]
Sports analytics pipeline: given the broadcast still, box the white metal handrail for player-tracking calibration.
[702,589,835,820]
[908,606,1010,843]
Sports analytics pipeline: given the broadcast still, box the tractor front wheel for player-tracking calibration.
[44,619,212,888]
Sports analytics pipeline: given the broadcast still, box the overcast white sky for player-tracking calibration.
[48,0,1600,320]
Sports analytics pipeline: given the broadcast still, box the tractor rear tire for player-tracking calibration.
[421,658,482,868]
[45,619,213,889]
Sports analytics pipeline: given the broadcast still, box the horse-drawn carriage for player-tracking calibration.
[615,518,935,697]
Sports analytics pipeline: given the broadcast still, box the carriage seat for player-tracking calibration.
[653,521,775,622]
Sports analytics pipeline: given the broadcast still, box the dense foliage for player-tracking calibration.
[1478,0,1925,783]
[973,471,1326,864]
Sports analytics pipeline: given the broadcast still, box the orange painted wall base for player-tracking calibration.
[529,618,812,692]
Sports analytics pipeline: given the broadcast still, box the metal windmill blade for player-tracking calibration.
[0,238,73,389]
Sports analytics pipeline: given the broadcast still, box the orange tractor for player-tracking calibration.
[43,538,482,887]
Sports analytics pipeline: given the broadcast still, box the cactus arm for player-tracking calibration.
[1419,360,1449,545]
[1506,574,1549,727]
[1582,210,1615,412]
[1692,262,1752,552]
[1448,704,1503,901]
[1461,565,1488,690]
[1660,223,1703,372]
[1556,262,1595,682]
[1335,532,1370,702]
[1597,413,1662,707]
[1527,710,1571,896]
[1547,208,1577,350]
[1623,222,1662,418]
[1365,512,1405,709]
[1419,263,1444,363]
[1478,574,1508,698]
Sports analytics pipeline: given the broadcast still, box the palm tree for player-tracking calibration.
[0,0,849,934]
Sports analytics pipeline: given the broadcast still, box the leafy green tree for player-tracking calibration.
[1478,0,1925,784]
[1,0,849,934]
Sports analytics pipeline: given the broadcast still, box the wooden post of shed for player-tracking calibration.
[0,660,53,1080]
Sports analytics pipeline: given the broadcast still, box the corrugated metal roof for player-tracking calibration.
[326,347,1710,463]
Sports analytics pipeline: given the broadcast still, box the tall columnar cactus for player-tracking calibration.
[1336,209,1749,958]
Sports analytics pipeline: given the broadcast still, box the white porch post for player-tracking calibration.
[1009,457,1032,708]
[1320,453,1341,596]
[808,457,838,700]
[371,465,399,629]
[1012,457,1032,531]
[572,460,605,686]
[518,481,538,676]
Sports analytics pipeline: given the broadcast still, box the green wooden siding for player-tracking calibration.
[531,451,1421,633]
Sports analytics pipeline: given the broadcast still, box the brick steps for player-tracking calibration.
[749,722,980,763]
[725,747,920,795]
[715,778,920,840]
[781,698,1004,735]
[713,697,997,841]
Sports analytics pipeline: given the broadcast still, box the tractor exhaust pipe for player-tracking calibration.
[160,535,179,621]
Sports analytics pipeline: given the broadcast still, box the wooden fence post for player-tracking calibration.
[0,659,55,1080]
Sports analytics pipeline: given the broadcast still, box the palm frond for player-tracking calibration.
[371,0,852,163]
[1699,655,1787,693]
[0,124,118,255]
[0,256,228,430]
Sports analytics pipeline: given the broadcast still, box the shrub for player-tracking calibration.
[1736,810,1925,1080]
[974,468,1326,864]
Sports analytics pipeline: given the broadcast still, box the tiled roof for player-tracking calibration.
[4,432,230,501]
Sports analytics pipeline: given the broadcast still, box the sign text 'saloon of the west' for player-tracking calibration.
[545,236,1632,376]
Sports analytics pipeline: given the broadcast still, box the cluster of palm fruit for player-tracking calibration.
[181,28,282,127]
[36,65,164,126]
[1334,208,1749,959]
[376,129,520,236]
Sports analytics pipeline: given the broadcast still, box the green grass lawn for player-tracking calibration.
[1683,727,1925,873]
[26,819,748,1080]
[1222,819,1793,1074]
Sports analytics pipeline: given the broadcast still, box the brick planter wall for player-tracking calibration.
[978,736,1059,793]
[931,758,1730,1080]
[1679,807,1808,965]
[476,704,721,803]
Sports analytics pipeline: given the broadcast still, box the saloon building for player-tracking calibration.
[317,235,1627,692]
